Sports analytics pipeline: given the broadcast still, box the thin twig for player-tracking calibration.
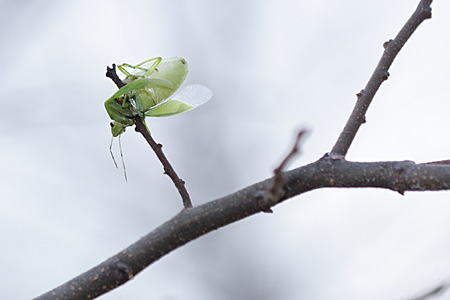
[274,130,307,178]
[106,64,125,88]
[330,0,432,158]
[106,64,193,208]
[258,129,308,212]
[407,279,450,300]
[134,117,192,208]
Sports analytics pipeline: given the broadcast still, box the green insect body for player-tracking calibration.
[105,57,209,137]
[105,57,213,179]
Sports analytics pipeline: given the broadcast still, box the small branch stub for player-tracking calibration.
[106,64,125,89]
[258,130,308,212]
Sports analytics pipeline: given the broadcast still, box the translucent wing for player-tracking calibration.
[145,84,213,117]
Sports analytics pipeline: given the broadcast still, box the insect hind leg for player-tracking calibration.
[118,57,162,77]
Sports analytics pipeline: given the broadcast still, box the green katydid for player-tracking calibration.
[105,57,213,178]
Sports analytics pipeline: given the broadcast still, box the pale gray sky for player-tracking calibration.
[1,1,450,299]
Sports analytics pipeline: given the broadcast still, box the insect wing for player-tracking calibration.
[147,57,189,104]
[170,84,213,107]
[146,84,213,117]
[145,99,194,117]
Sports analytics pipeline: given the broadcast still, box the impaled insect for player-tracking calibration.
[105,57,213,178]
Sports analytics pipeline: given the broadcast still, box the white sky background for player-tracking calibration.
[1,0,450,299]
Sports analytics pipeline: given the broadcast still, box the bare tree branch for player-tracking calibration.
[33,1,440,299]
[33,158,450,300]
[330,0,432,158]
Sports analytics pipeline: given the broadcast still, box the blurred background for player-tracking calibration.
[1,0,450,299]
